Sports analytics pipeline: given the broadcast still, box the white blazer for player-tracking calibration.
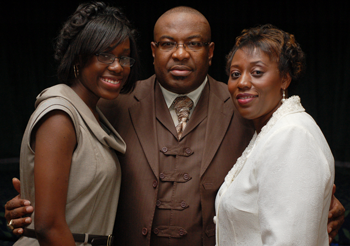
[215,96,334,246]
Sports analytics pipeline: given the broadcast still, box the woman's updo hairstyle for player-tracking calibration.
[226,24,305,92]
[55,1,140,93]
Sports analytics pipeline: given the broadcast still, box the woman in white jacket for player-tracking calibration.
[215,24,334,246]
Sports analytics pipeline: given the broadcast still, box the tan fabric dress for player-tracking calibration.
[14,84,126,246]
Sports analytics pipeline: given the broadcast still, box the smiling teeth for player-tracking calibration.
[102,78,120,84]
[240,96,255,99]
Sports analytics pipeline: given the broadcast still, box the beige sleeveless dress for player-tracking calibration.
[14,84,126,246]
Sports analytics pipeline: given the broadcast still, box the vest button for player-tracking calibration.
[185,147,192,154]
[152,180,158,188]
[156,200,162,207]
[154,228,159,234]
[160,173,165,179]
[181,200,187,208]
[142,227,148,236]
[161,147,168,153]
[183,173,189,180]
[179,228,185,236]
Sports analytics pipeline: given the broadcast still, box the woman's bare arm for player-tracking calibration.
[32,110,76,246]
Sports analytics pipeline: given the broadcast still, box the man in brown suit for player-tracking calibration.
[96,7,254,245]
[4,6,345,246]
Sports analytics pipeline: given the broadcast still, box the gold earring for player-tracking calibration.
[73,64,79,78]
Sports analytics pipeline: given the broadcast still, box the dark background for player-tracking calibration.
[0,0,349,245]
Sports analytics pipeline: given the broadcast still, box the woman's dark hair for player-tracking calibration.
[55,1,140,93]
[226,24,305,93]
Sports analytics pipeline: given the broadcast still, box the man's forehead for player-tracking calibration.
[154,12,210,40]
[157,34,203,41]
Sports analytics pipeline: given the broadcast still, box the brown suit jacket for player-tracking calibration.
[98,75,254,246]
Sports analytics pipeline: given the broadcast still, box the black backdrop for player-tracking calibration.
[1,0,349,162]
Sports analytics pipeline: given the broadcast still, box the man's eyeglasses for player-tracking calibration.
[95,53,135,67]
[154,41,210,52]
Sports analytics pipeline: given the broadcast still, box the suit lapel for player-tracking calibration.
[200,77,234,177]
[129,76,160,178]
[155,82,178,138]
[181,83,209,139]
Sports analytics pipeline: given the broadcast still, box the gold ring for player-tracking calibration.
[7,219,14,230]
[107,235,112,246]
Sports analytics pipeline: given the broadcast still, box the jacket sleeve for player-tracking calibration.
[256,124,334,246]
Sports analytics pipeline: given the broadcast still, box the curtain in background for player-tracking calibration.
[1,0,348,161]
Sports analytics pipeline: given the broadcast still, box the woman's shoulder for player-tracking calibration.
[35,84,79,108]
[263,110,334,164]
[29,86,81,140]
[268,96,320,136]
[275,110,322,138]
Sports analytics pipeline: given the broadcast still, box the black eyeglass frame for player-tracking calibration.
[95,53,136,67]
[153,41,210,51]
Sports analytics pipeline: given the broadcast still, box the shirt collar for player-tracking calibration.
[159,76,208,108]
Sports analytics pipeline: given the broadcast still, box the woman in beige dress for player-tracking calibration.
[13,2,140,245]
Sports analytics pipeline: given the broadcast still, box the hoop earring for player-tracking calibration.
[73,64,79,79]
[281,89,286,103]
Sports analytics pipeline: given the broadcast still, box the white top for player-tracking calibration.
[214,96,334,246]
[15,84,126,246]
[159,77,207,125]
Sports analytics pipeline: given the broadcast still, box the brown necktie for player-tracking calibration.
[173,96,194,139]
